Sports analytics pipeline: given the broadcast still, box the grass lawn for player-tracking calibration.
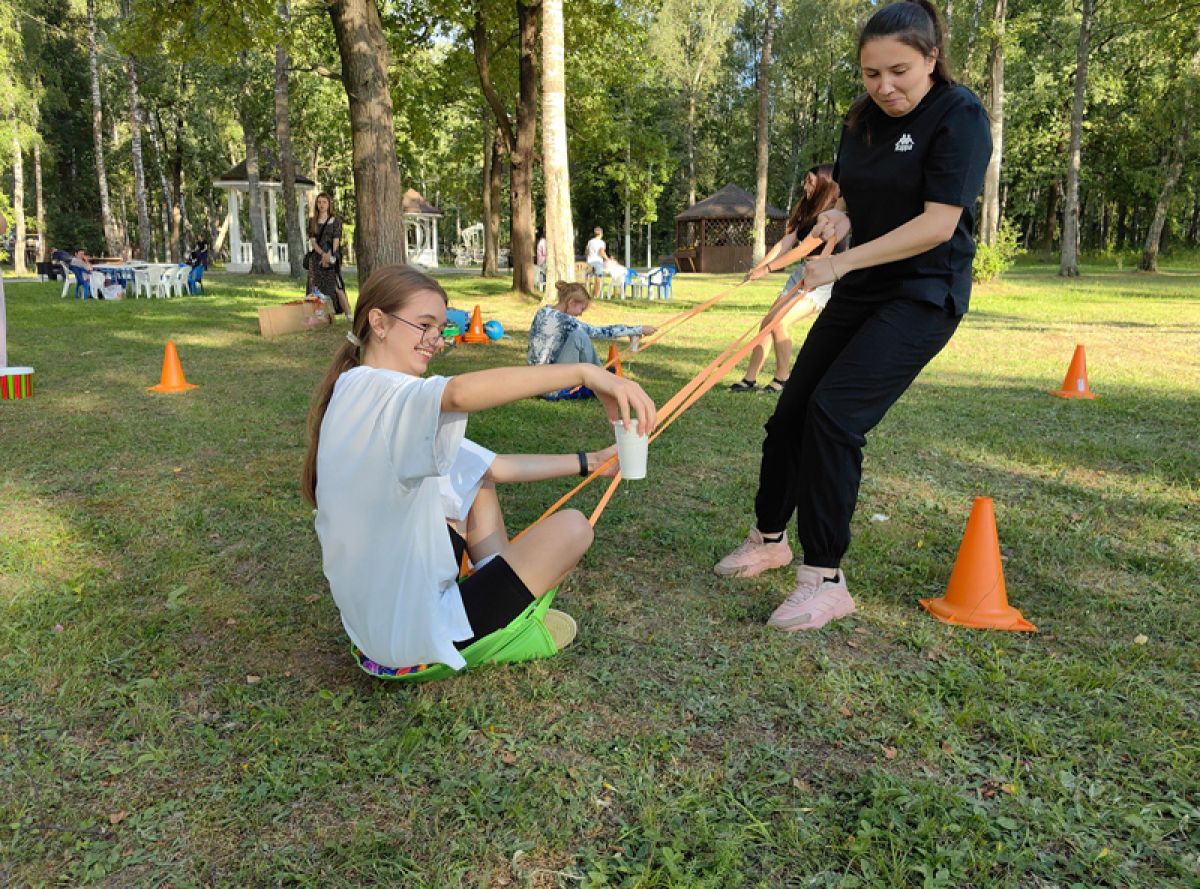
[1,262,1197,887]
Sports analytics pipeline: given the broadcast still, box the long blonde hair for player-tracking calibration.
[308,192,337,237]
[300,265,448,506]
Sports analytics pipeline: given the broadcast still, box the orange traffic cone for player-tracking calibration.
[919,497,1036,632]
[606,344,624,377]
[1049,344,1096,399]
[147,341,198,393]
[462,305,489,344]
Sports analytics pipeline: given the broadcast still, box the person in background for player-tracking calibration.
[308,192,349,319]
[584,227,610,298]
[714,0,992,633]
[302,264,657,679]
[528,281,656,400]
[69,249,124,300]
[731,164,843,393]
[535,229,548,291]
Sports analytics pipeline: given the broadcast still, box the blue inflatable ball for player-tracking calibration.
[445,307,470,332]
[483,319,505,341]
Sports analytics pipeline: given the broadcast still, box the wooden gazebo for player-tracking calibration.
[673,184,787,273]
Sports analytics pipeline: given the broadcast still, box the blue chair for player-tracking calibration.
[71,266,93,299]
[645,265,675,300]
[621,266,644,299]
[187,264,206,295]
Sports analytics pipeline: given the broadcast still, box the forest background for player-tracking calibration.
[1,0,1198,292]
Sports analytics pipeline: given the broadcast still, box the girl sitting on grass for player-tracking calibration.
[302,265,656,679]
[528,281,657,401]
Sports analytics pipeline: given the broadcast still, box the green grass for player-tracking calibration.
[1,264,1198,887]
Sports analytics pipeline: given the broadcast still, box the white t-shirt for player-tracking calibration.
[314,366,496,671]
[585,237,606,263]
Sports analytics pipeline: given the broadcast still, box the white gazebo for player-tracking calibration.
[403,189,443,268]
[214,160,316,274]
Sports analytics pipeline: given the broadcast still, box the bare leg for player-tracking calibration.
[465,485,593,597]
[772,328,793,381]
[501,511,594,596]
[743,342,767,381]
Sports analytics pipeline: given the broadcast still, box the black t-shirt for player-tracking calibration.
[832,82,992,315]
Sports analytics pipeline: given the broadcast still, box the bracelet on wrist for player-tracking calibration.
[577,450,589,477]
[830,258,840,282]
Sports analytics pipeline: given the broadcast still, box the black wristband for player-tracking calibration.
[765,263,774,273]
[577,450,589,476]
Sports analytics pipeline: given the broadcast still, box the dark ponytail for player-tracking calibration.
[300,265,448,506]
[845,0,954,132]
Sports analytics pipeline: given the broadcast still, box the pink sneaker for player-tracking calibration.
[714,528,793,578]
[767,566,855,631]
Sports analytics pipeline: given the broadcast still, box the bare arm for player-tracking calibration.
[486,445,618,483]
[803,202,962,288]
[744,229,798,282]
[441,363,657,434]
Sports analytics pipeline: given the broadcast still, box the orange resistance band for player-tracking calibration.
[513,237,831,540]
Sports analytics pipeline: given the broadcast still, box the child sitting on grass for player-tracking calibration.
[528,281,656,401]
[302,265,656,680]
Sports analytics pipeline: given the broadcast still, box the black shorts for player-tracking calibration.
[448,525,535,648]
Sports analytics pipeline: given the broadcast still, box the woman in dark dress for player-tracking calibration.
[308,192,349,318]
[714,0,992,632]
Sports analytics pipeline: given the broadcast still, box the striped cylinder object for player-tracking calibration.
[0,367,34,400]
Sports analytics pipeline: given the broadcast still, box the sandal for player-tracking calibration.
[729,379,758,392]
[764,378,788,393]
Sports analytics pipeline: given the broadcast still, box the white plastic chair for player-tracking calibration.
[142,266,169,298]
[59,262,73,298]
[159,265,187,298]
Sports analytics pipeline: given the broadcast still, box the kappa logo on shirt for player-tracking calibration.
[895,133,915,152]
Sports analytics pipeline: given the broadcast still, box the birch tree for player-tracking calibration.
[274,0,306,279]
[752,0,777,264]
[87,0,120,255]
[1059,0,1095,277]
[541,0,573,296]
[979,0,1005,247]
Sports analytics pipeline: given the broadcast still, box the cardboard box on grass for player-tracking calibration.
[258,299,332,338]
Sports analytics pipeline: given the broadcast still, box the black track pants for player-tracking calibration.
[753,296,960,568]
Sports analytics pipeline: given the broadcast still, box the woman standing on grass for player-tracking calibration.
[302,266,656,678]
[307,192,349,318]
[714,0,992,631]
[731,164,842,393]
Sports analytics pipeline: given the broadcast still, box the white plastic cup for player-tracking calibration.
[612,419,649,480]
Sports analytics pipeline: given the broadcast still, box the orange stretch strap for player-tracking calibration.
[650,287,814,445]
[520,241,827,533]
[605,234,824,368]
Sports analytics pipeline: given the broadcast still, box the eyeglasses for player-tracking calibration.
[387,312,450,346]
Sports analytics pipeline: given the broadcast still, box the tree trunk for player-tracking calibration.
[34,142,45,262]
[509,0,539,294]
[980,0,1005,246]
[87,0,120,256]
[275,0,306,279]
[241,100,273,275]
[1138,126,1187,272]
[170,113,185,261]
[1039,181,1059,255]
[686,91,697,206]
[482,123,501,277]
[751,0,776,264]
[541,0,574,296]
[126,57,152,260]
[327,0,407,285]
[1059,0,1094,278]
[11,137,26,275]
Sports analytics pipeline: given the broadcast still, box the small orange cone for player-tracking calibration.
[1049,344,1096,399]
[462,305,489,344]
[147,341,198,393]
[919,497,1036,632]
[606,344,624,377]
